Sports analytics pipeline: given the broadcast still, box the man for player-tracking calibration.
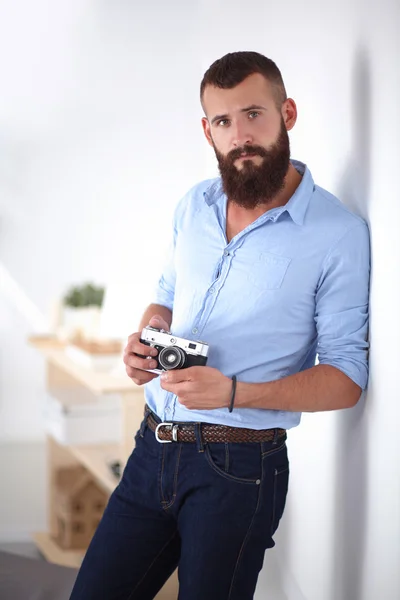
[70,51,370,600]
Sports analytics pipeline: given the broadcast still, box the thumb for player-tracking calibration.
[148,314,169,330]
[161,369,187,383]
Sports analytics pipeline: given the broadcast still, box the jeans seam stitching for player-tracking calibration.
[125,529,178,600]
[270,469,278,538]
[159,445,167,505]
[261,442,286,459]
[270,466,289,536]
[162,443,182,510]
[228,459,264,599]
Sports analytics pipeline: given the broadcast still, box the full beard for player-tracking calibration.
[213,119,291,209]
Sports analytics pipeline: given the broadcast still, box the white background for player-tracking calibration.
[0,1,399,598]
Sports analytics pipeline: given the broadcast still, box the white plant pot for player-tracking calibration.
[62,306,102,341]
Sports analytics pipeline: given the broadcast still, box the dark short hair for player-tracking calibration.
[200,51,287,110]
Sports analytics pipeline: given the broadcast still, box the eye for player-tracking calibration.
[216,119,230,127]
[248,111,260,119]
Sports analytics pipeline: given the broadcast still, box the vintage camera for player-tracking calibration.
[139,326,209,374]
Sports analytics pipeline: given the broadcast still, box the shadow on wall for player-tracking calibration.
[332,45,372,600]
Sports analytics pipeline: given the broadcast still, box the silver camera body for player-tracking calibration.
[139,326,209,374]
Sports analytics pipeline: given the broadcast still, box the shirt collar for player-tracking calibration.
[203,159,314,227]
[281,160,314,226]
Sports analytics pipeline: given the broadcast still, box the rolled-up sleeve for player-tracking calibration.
[153,239,176,311]
[315,222,371,390]
[152,197,185,312]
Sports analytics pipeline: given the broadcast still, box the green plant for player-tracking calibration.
[63,283,105,308]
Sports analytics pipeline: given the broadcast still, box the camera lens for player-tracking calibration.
[158,346,186,370]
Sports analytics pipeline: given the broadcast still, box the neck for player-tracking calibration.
[229,163,302,219]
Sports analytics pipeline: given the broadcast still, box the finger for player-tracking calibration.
[160,369,193,384]
[130,374,158,385]
[127,331,139,342]
[124,339,158,358]
[124,353,159,372]
[181,366,202,379]
[125,365,158,385]
[134,342,159,357]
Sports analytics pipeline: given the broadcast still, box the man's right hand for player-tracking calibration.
[123,315,170,385]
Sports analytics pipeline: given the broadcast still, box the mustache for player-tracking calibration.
[226,145,268,163]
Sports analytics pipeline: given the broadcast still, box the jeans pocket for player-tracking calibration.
[204,443,262,485]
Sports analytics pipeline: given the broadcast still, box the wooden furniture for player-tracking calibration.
[53,465,107,550]
[29,335,178,599]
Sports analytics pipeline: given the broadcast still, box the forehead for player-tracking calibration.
[202,73,275,116]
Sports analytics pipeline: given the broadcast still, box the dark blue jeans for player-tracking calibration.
[70,411,289,600]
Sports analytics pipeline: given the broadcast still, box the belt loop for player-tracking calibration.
[272,428,280,446]
[194,423,204,453]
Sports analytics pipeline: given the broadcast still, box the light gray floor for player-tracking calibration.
[0,542,42,560]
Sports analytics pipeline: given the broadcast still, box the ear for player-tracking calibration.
[201,117,214,147]
[281,98,297,132]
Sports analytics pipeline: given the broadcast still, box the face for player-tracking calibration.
[201,73,297,209]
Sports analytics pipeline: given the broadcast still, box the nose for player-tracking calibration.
[231,120,253,148]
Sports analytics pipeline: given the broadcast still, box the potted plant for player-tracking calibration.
[62,283,105,341]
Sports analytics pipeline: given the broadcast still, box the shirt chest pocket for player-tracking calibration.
[248,252,291,290]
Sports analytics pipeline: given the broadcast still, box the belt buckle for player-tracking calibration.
[155,423,179,443]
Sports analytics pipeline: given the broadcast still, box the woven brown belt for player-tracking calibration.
[145,409,286,444]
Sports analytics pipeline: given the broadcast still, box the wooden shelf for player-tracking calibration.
[68,443,122,494]
[47,385,111,407]
[33,531,84,568]
[28,335,141,395]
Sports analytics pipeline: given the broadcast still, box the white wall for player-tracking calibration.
[0,442,47,541]
[0,0,399,598]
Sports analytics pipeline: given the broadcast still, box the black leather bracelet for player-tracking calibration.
[229,375,237,413]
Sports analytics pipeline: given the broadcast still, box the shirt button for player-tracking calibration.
[209,288,215,294]
[192,328,198,334]
[223,250,229,257]
[165,406,171,413]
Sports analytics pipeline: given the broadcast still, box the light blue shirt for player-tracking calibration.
[145,160,370,430]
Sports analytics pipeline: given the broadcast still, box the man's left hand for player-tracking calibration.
[160,366,232,410]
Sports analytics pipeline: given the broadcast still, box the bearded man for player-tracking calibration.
[70,51,370,600]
